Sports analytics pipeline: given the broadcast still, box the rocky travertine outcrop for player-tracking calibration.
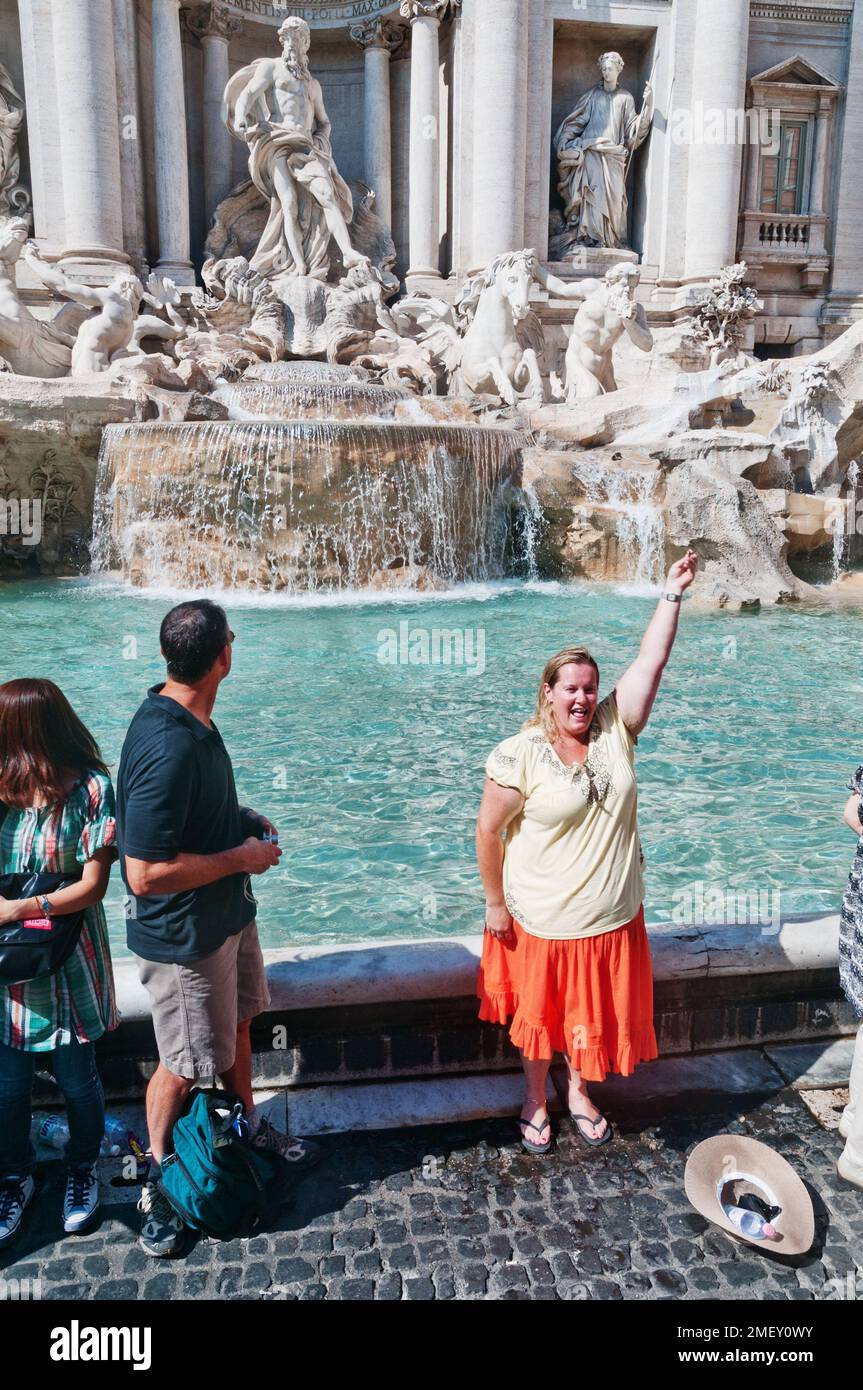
[0,376,228,574]
[762,320,863,493]
[523,320,863,606]
[662,460,802,609]
[524,442,807,609]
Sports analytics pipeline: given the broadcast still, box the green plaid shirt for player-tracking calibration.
[0,771,120,1051]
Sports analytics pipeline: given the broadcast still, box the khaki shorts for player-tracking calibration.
[134,921,272,1082]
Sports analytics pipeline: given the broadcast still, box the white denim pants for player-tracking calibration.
[839,1022,863,1178]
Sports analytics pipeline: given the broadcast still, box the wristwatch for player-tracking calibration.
[37,894,53,917]
[663,591,682,603]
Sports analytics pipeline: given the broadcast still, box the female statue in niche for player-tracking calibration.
[555,51,654,251]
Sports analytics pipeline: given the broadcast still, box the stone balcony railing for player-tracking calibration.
[739,210,830,290]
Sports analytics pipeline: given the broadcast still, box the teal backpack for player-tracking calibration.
[159,1089,283,1239]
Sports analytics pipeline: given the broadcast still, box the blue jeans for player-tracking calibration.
[0,1035,105,1178]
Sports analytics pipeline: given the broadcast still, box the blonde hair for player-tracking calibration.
[523,646,600,744]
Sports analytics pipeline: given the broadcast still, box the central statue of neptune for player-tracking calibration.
[225,16,367,281]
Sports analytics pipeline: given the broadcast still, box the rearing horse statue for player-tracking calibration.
[394,249,545,407]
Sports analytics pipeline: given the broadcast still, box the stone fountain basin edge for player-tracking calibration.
[85,913,855,1100]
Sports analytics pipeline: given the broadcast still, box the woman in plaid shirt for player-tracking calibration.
[0,679,119,1249]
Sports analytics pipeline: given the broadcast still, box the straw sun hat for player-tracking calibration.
[684,1135,815,1256]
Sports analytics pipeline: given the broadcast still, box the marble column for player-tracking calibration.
[743,122,762,213]
[683,0,750,280]
[113,0,148,272]
[400,0,448,279]
[16,0,64,248]
[809,96,832,218]
[469,0,528,268]
[185,1,243,224]
[50,0,128,274]
[826,3,863,322]
[350,16,403,230]
[152,0,194,284]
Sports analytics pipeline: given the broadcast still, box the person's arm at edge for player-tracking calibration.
[476,777,524,939]
[125,837,279,897]
[844,794,863,835]
[0,848,115,925]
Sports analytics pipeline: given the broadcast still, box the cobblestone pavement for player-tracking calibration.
[3,1080,862,1302]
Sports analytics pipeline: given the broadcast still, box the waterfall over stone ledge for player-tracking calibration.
[91,364,530,594]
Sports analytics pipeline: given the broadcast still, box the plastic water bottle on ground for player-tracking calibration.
[39,1113,139,1157]
[39,1115,70,1150]
[726,1204,777,1240]
[101,1115,133,1156]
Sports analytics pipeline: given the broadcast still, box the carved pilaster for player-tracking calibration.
[399,1,451,22]
[351,17,403,229]
[183,1,243,42]
[183,3,242,220]
[401,0,448,276]
[350,16,404,54]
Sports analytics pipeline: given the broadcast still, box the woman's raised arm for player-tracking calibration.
[614,549,698,737]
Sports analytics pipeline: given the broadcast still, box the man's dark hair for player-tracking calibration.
[160,600,231,685]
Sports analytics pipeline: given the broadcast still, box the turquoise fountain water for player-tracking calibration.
[0,577,858,956]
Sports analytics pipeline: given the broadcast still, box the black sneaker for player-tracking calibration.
[137,1179,186,1257]
[0,1174,35,1249]
[63,1163,100,1234]
[252,1117,322,1172]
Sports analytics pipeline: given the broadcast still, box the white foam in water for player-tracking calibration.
[83,573,540,610]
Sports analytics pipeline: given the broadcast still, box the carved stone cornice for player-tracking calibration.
[183,2,243,42]
[350,16,404,53]
[399,0,452,23]
[750,2,851,25]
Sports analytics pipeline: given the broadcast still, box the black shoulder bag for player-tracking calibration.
[0,870,86,986]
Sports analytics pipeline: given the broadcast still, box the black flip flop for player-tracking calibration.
[568,1111,613,1147]
[549,1065,612,1147]
[519,1114,553,1155]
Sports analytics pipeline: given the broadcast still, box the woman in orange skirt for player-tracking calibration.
[476,551,698,1154]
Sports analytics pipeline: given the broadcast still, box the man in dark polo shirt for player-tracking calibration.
[117,599,318,1258]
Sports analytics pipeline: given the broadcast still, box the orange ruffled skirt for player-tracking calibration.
[477,905,657,1082]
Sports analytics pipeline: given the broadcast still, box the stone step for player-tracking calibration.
[764,1036,860,1089]
[285,1046,788,1137]
[30,1047,794,1156]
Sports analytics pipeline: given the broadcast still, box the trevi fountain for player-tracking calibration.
[2,0,863,945]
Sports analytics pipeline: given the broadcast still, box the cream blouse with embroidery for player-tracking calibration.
[485,691,644,941]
